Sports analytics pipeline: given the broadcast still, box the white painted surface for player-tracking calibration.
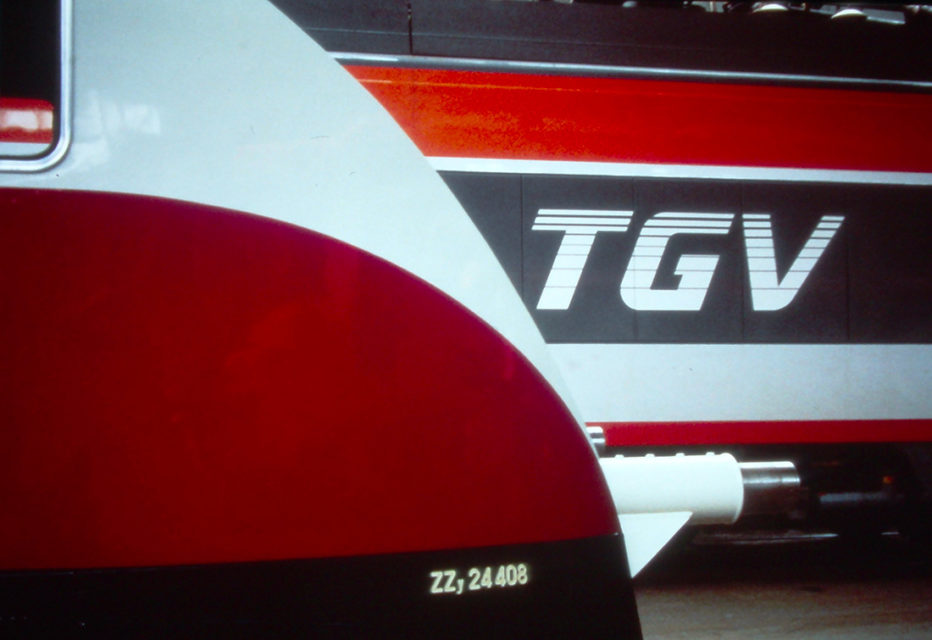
[0,0,579,418]
[550,343,932,422]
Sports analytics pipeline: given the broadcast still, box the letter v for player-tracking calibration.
[743,214,844,311]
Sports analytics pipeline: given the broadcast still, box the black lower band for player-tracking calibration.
[1,534,640,638]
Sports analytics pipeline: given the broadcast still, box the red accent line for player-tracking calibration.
[347,65,932,174]
[0,98,54,144]
[593,419,932,447]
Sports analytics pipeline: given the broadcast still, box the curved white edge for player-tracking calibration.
[429,157,932,187]
[0,0,584,428]
[549,343,932,422]
[0,0,73,173]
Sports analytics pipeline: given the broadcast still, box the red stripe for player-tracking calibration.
[0,189,616,570]
[594,419,932,447]
[0,98,54,144]
[347,65,932,174]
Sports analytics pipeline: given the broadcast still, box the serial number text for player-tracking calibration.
[428,563,530,596]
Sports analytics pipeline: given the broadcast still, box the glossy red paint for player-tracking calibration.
[347,65,932,173]
[0,189,618,570]
[597,419,932,447]
[0,98,54,144]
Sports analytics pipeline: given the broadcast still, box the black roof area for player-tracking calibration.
[273,0,932,86]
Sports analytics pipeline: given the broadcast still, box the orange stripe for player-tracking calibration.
[348,65,932,174]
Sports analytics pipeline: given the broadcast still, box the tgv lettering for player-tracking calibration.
[743,213,845,311]
[534,210,843,312]
[534,209,633,310]
[620,212,734,311]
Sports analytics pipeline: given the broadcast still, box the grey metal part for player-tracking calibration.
[740,461,805,517]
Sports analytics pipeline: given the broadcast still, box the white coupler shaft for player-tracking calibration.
[601,453,799,576]
[601,453,745,526]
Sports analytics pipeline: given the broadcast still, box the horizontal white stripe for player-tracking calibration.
[543,270,586,288]
[535,216,630,224]
[641,224,733,231]
[551,254,590,270]
[537,209,634,219]
[429,157,932,186]
[534,216,628,230]
[549,343,932,422]
[629,237,676,248]
[534,225,629,235]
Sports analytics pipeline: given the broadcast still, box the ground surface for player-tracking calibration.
[634,532,932,639]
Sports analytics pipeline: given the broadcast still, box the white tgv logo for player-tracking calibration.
[534,209,844,312]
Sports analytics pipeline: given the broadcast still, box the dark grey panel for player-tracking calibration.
[442,171,930,344]
[441,173,523,294]
[740,183,850,342]
[413,0,686,67]
[271,0,410,54]
[849,186,932,341]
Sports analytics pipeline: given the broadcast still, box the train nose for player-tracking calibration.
[0,189,642,638]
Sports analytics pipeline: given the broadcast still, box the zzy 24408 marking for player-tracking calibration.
[428,563,530,596]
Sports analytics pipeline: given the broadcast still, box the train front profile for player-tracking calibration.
[0,1,643,637]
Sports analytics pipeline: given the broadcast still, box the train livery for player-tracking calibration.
[287,0,932,533]
[1,0,930,637]
[1,1,643,636]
